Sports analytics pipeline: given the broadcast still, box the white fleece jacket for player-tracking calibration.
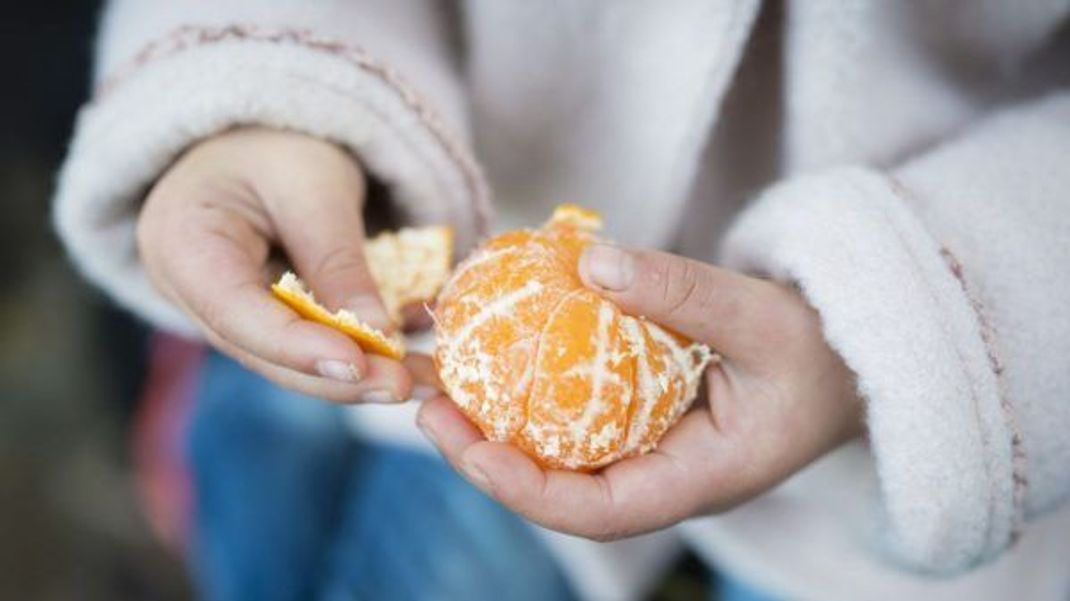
[54,1,1070,601]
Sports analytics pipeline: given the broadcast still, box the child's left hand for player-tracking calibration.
[418,245,864,540]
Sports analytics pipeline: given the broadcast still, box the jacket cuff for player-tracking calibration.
[720,166,1022,573]
[54,26,490,335]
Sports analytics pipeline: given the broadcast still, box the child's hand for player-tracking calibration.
[418,245,863,540]
[139,127,419,403]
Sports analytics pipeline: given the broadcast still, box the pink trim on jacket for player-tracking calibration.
[939,246,1028,543]
[888,176,1026,543]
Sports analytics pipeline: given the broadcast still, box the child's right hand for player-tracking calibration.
[138,127,420,403]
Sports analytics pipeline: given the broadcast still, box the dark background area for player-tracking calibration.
[1,5,190,600]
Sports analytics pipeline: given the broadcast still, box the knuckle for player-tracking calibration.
[580,517,626,542]
[578,479,625,542]
[189,283,244,341]
[709,281,746,326]
[202,327,227,352]
[312,245,368,282]
[202,325,252,366]
[662,258,713,319]
[195,295,230,337]
[760,284,821,352]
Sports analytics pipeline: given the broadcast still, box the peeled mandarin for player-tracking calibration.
[433,205,713,471]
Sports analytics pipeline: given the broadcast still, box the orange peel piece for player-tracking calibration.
[547,203,604,231]
[364,225,454,323]
[271,225,454,360]
[271,272,406,360]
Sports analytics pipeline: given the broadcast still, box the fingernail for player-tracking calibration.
[344,295,393,330]
[582,244,634,291]
[360,389,401,404]
[463,459,492,492]
[411,384,440,401]
[316,359,361,383]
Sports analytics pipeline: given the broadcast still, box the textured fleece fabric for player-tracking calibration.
[54,1,1070,601]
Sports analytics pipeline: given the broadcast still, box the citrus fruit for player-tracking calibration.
[433,205,712,470]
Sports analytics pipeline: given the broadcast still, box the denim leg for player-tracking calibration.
[319,445,578,601]
[187,352,354,601]
[713,570,785,601]
[187,351,575,601]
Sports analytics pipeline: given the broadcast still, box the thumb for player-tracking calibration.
[270,178,393,334]
[578,244,768,354]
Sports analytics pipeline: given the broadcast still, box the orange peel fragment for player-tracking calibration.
[548,203,604,231]
[364,225,454,323]
[271,225,453,361]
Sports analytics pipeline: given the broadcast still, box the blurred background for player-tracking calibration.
[0,4,191,600]
[0,5,712,601]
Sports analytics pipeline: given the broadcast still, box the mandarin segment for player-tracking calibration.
[434,231,575,440]
[435,281,548,439]
[433,206,713,470]
[621,317,708,454]
[522,291,634,469]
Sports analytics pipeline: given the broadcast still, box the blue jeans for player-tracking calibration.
[185,351,781,601]
[715,575,784,601]
[186,351,577,601]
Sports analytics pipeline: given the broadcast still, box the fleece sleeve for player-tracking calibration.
[53,0,490,336]
[718,90,1070,574]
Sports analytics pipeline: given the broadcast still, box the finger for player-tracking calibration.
[403,353,443,401]
[267,155,393,332]
[592,410,734,523]
[163,211,372,382]
[579,245,771,354]
[463,443,629,540]
[474,408,749,540]
[416,395,485,454]
[207,326,412,404]
[351,355,413,403]
[416,395,690,540]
